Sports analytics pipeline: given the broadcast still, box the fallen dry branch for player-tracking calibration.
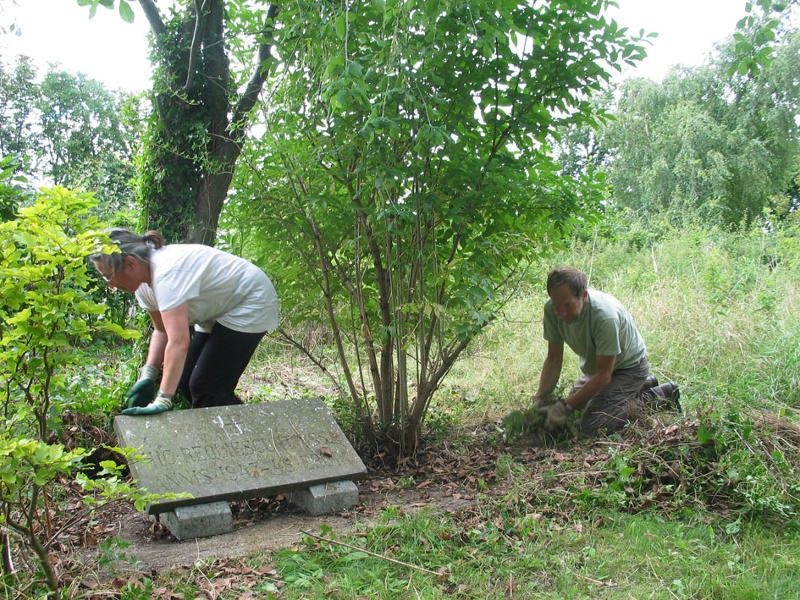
[299,529,448,578]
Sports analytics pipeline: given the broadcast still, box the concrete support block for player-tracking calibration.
[289,480,359,516]
[159,501,233,540]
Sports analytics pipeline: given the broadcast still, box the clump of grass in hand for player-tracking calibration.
[502,406,546,441]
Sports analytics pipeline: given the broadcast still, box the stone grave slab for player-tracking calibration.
[113,398,366,516]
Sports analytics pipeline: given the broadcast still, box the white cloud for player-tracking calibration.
[1,0,151,92]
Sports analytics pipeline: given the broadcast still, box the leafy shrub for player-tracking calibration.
[0,188,137,433]
[0,187,141,594]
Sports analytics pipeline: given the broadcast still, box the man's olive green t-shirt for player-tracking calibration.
[542,289,646,375]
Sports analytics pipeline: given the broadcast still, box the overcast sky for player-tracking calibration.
[0,1,752,92]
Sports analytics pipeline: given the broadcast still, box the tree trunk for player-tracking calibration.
[138,0,278,244]
[0,532,13,576]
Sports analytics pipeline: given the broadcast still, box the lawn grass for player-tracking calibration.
[149,506,799,599]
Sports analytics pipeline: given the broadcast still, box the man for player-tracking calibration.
[534,266,679,433]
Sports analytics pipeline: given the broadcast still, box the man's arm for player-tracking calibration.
[565,353,617,410]
[533,341,564,404]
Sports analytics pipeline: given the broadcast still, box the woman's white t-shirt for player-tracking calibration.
[135,244,279,334]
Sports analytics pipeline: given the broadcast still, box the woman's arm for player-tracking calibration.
[154,303,191,396]
[145,310,168,369]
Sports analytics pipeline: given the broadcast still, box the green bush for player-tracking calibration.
[0,187,140,594]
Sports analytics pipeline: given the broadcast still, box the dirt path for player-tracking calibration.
[114,508,363,572]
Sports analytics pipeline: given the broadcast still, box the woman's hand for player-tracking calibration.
[125,378,156,408]
[122,392,173,416]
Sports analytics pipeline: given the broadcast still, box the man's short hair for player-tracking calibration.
[546,266,588,297]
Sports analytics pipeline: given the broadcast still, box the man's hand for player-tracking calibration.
[121,393,172,416]
[538,400,573,430]
[125,378,156,408]
[532,394,555,410]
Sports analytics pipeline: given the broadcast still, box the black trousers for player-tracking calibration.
[177,322,266,408]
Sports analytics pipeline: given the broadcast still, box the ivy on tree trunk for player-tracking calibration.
[137,0,278,244]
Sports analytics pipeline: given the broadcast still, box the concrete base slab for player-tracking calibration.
[289,480,359,516]
[159,501,233,540]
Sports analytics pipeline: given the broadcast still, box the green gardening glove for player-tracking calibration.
[125,364,160,408]
[126,378,156,408]
[122,393,173,416]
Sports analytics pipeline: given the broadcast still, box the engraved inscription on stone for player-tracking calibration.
[113,398,366,514]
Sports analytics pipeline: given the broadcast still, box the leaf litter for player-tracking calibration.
[29,405,800,597]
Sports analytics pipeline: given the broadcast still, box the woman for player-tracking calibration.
[91,228,279,415]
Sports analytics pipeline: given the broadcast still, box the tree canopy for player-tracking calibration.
[0,57,140,220]
[221,0,647,452]
[27,0,795,454]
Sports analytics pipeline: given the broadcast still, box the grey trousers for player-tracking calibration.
[570,357,655,434]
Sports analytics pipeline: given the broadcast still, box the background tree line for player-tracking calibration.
[0,55,142,222]
[556,21,800,229]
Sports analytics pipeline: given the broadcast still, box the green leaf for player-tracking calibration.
[424,0,440,21]
[119,0,135,23]
[697,424,715,445]
[618,466,635,481]
[334,88,349,108]
[335,14,347,40]
[347,61,363,78]
[737,59,752,76]
[325,55,346,79]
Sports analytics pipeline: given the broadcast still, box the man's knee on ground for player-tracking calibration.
[579,407,628,435]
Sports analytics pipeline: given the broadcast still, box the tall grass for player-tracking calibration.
[439,224,800,421]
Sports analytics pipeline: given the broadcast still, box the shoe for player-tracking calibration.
[652,382,681,412]
[639,375,659,391]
